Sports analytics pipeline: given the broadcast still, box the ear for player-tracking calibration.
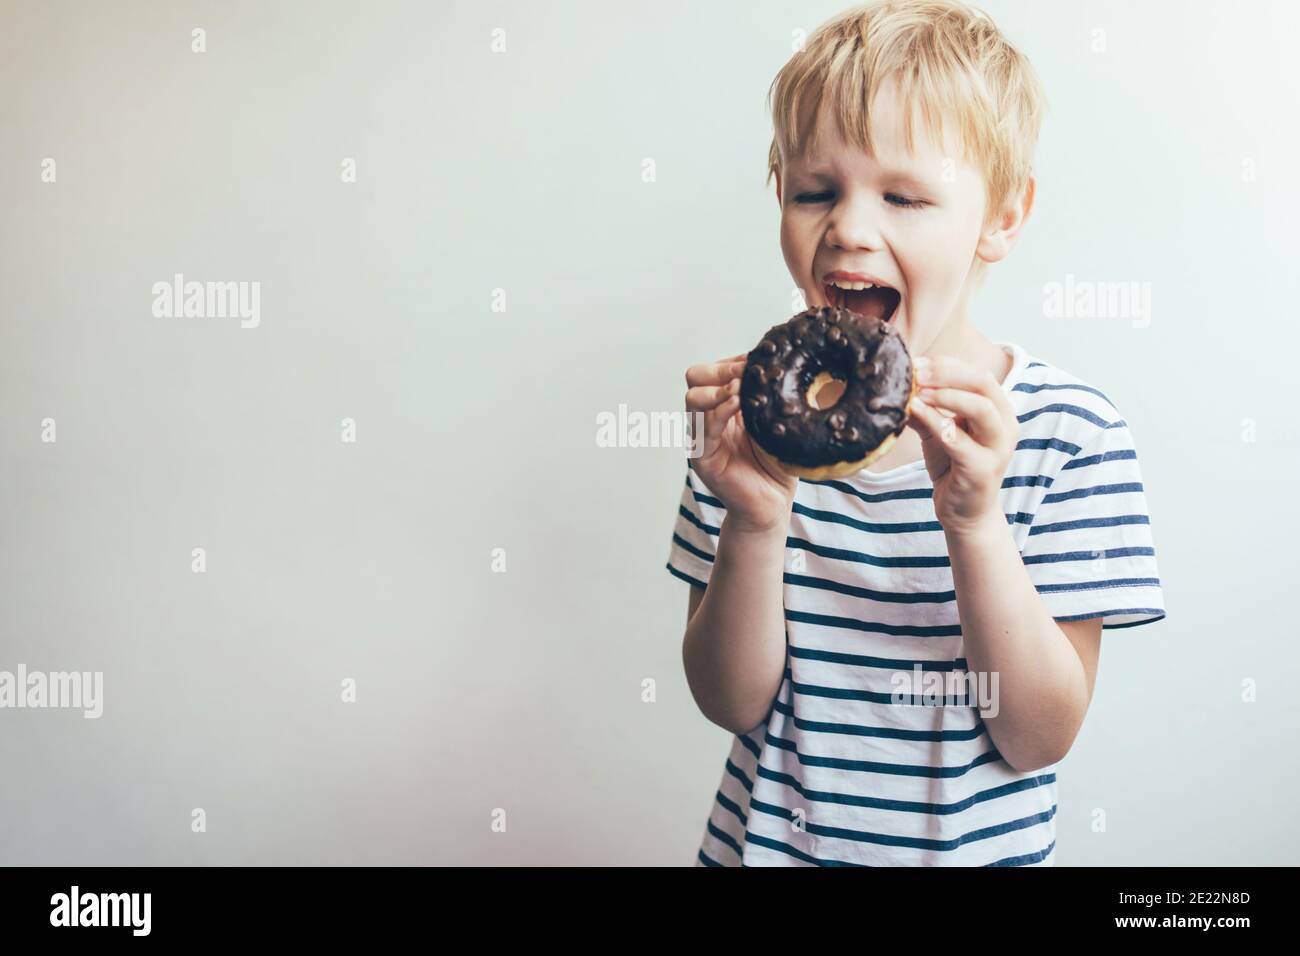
[975,173,1035,265]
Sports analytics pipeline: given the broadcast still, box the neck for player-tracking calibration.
[920,287,1012,385]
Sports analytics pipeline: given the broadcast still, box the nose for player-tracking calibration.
[824,194,883,253]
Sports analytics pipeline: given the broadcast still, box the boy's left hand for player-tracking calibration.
[906,354,1019,536]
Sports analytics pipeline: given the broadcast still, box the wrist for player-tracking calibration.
[722,510,791,540]
[941,508,1008,543]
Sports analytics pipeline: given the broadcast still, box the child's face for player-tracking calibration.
[776,77,1005,355]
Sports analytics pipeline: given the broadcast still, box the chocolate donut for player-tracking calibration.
[740,306,916,480]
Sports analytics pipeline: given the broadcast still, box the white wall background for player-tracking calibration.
[1,0,1296,865]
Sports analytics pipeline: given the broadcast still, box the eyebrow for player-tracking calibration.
[882,171,938,192]
[793,161,940,193]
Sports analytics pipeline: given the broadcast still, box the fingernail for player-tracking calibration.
[914,356,930,383]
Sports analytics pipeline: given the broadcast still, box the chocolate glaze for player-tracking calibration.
[740,306,912,470]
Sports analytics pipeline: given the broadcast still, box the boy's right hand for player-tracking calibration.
[685,353,799,535]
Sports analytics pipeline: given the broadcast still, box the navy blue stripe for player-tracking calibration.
[713,789,748,827]
[1036,577,1161,593]
[791,507,1032,536]
[794,501,941,534]
[674,561,1160,610]
[674,542,1156,587]
[677,504,715,535]
[1017,436,1082,455]
[724,757,755,793]
[1027,514,1149,536]
[799,479,933,503]
[785,535,952,568]
[1042,481,1143,504]
[800,468,1061,499]
[745,798,1058,855]
[679,509,720,534]
[782,445,1080,504]
[783,571,954,604]
[787,569,1160,606]
[664,562,707,589]
[1012,381,1113,403]
[986,839,1056,866]
[765,730,1003,778]
[690,488,725,509]
[705,819,743,859]
[670,533,714,563]
[790,644,968,672]
[1003,474,1054,489]
[1063,448,1136,470]
[786,608,961,638]
[790,676,972,706]
[697,848,724,866]
[742,832,865,866]
[686,498,1021,543]
[764,799,1057,854]
[772,698,985,742]
[1061,610,1166,629]
[685,493,1057,544]
[753,765,1053,817]
[1021,546,1154,565]
[1018,403,1115,428]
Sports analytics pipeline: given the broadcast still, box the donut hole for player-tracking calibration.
[807,371,847,410]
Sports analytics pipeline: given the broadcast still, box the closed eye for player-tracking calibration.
[885,194,926,208]
[792,191,927,209]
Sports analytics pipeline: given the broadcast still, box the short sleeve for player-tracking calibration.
[664,461,727,589]
[1019,421,1167,629]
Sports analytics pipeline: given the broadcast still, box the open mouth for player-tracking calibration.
[823,282,902,324]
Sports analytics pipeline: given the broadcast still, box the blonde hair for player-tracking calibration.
[766,0,1046,282]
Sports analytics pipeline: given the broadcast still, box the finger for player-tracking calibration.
[910,395,981,462]
[914,387,1002,445]
[916,356,1008,408]
[686,357,747,388]
[703,394,741,452]
[685,379,739,412]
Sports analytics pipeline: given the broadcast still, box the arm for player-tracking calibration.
[908,354,1103,773]
[945,514,1102,772]
[682,514,790,736]
[677,353,800,736]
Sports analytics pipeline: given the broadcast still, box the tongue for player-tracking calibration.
[844,287,900,322]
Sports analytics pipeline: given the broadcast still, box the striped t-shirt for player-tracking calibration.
[665,340,1166,867]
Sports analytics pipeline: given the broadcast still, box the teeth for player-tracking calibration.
[829,279,875,291]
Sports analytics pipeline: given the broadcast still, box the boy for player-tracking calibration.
[666,0,1166,866]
